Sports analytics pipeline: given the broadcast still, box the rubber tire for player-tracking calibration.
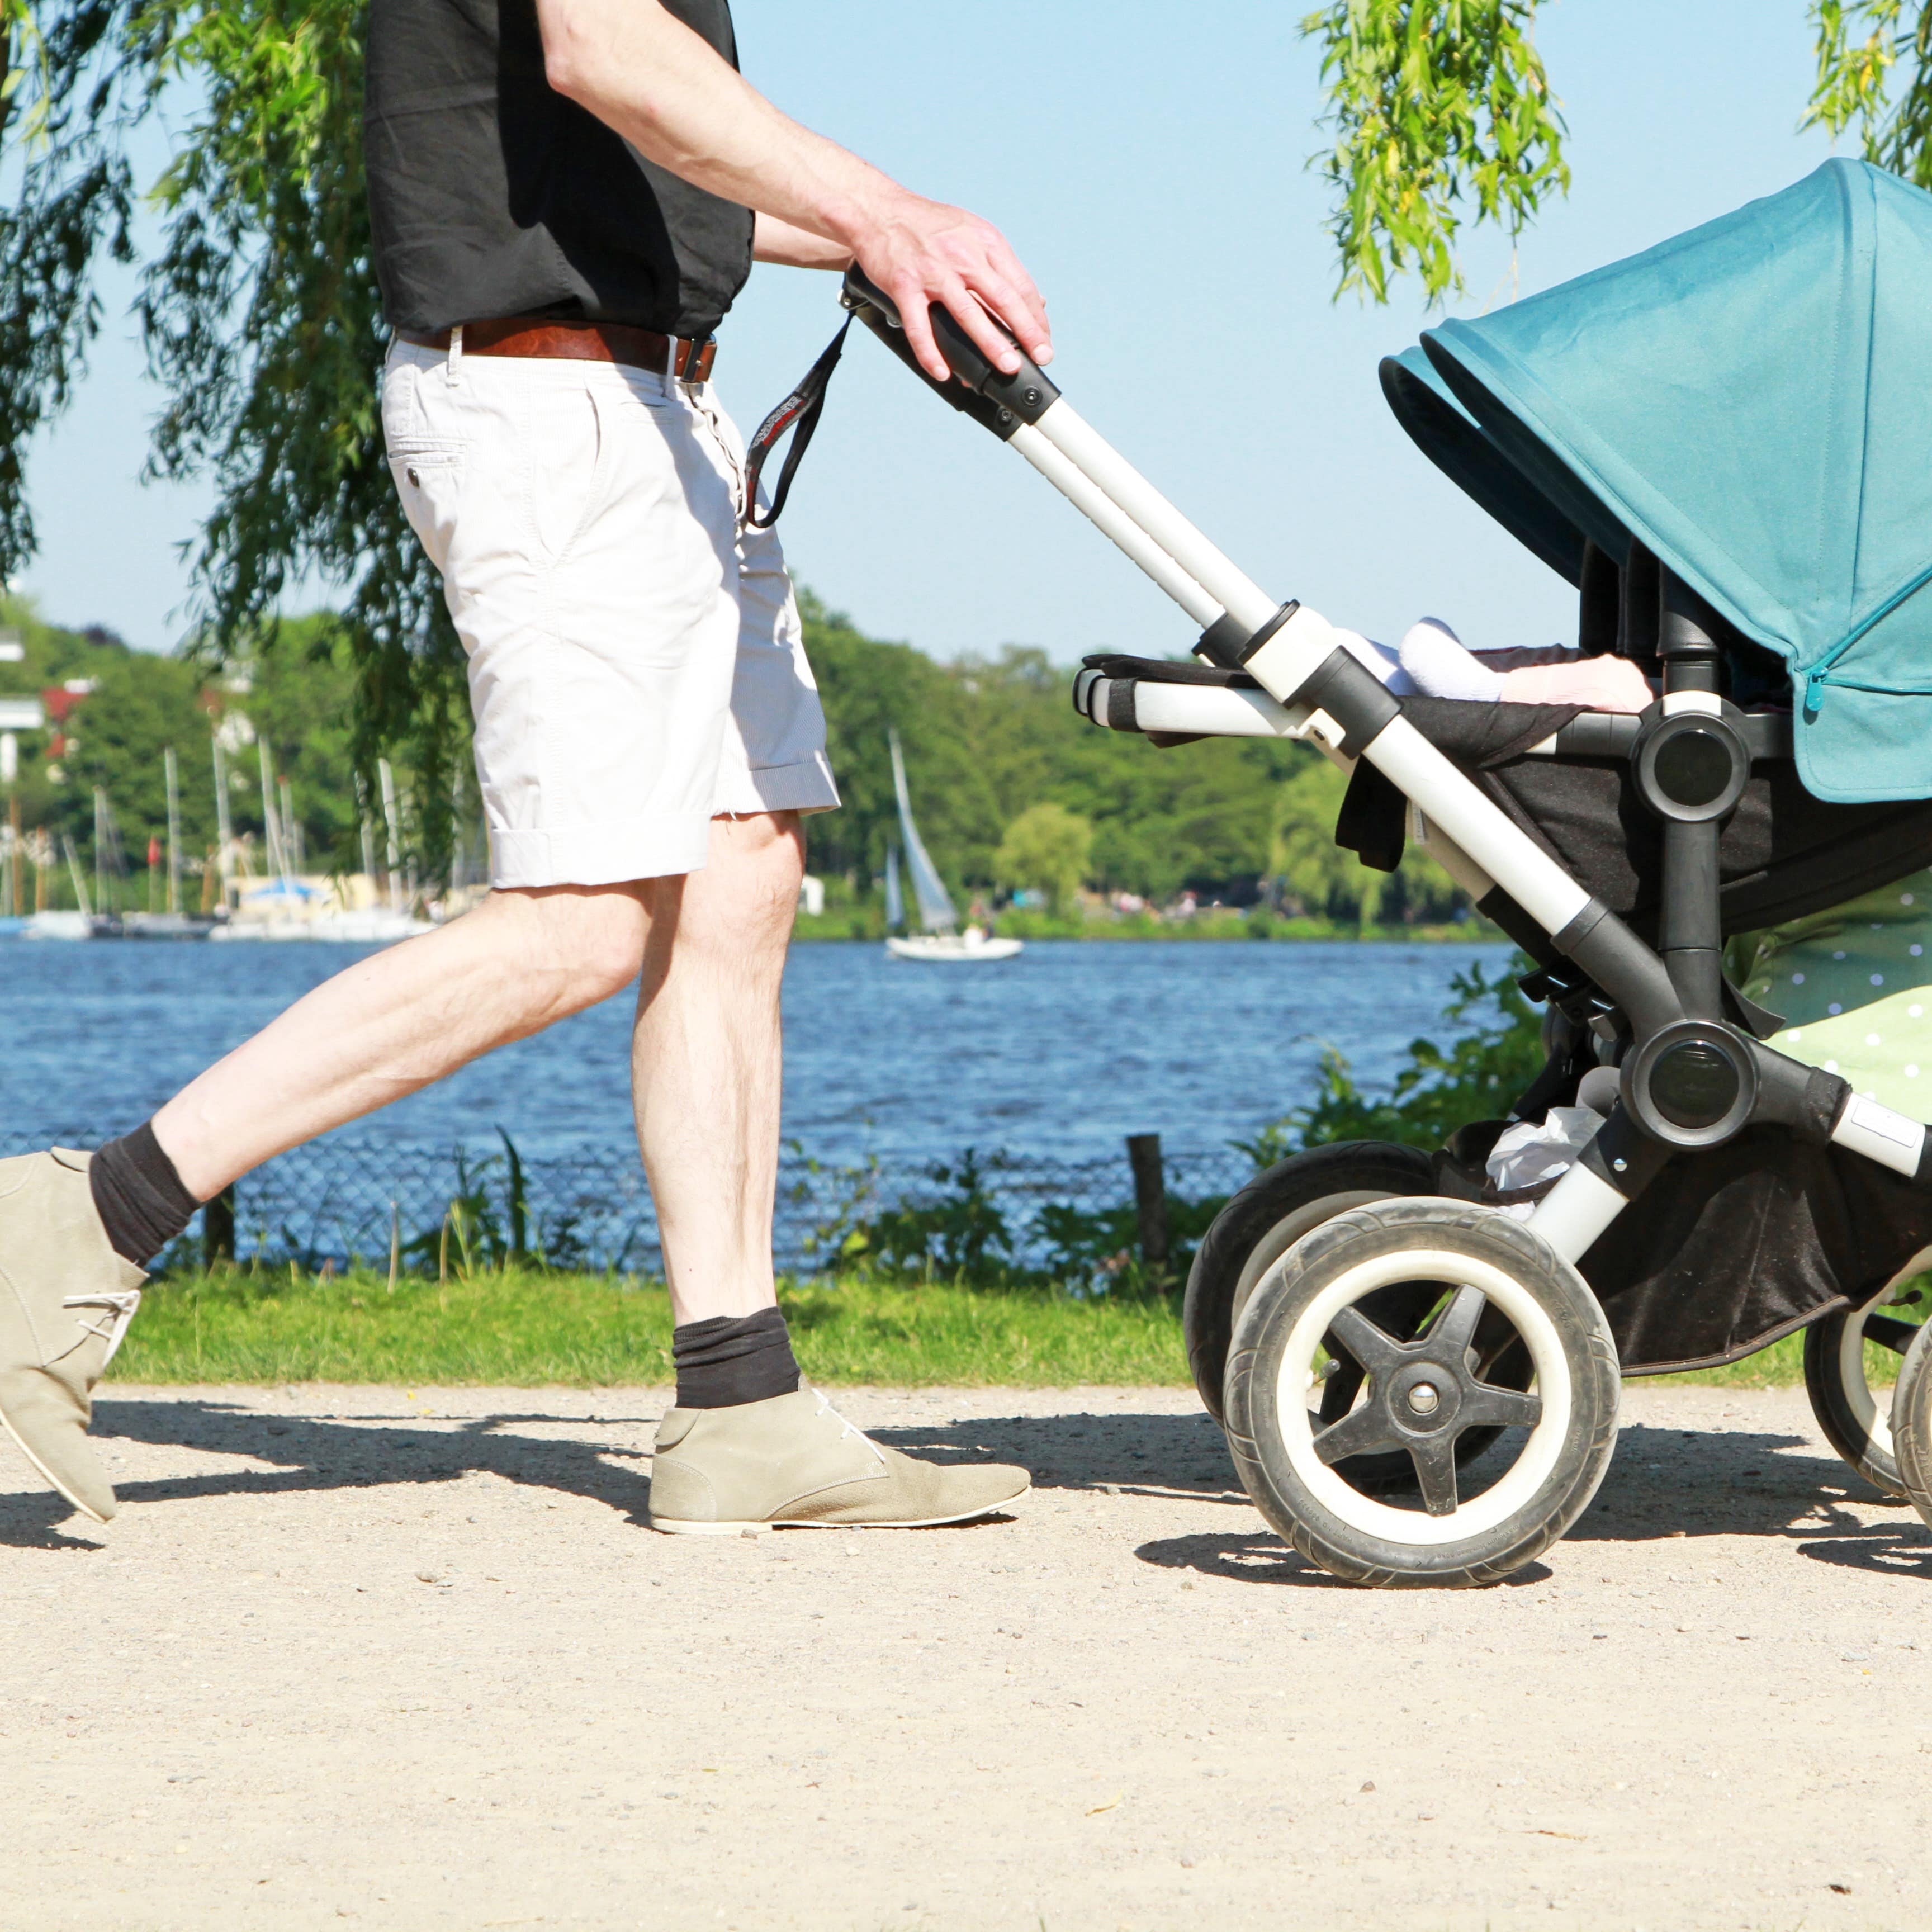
[1184,1142,1436,1423]
[1224,1198,1622,1589]
[1805,1298,1907,1498]
[1888,1314,1932,1532]
[1803,1254,1932,1499]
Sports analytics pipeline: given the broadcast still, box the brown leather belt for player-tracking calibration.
[397,318,717,383]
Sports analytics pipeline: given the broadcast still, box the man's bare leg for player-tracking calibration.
[632,811,802,1327]
[152,884,656,1200]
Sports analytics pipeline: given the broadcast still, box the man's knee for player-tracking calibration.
[678,814,802,947]
[491,884,650,1009]
[714,811,806,903]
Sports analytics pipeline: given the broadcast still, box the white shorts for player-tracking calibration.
[381,338,840,887]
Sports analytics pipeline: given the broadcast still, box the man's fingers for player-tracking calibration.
[977,247,1053,364]
[891,282,953,383]
[941,283,1027,376]
[960,269,1052,372]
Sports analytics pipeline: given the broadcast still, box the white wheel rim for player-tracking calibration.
[1840,1300,1887,1457]
[1843,1247,1932,1459]
[1273,1246,1573,1547]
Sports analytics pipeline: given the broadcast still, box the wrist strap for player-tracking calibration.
[742,316,852,529]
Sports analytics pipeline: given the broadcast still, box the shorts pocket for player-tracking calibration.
[528,385,609,560]
[388,440,468,576]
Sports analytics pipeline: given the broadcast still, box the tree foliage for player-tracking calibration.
[993,802,1093,912]
[0,595,409,888]
[1805,1,1932,183]
[0,0,464,866]
[1300,0,1932,302]
[797,593,1464,918]
[1300,0,1568,301]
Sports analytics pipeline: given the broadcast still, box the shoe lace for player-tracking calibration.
[63,1290,143,1367]
[813,1388,884,1464]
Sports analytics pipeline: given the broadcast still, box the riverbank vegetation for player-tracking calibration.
[106,1263,1833,1393]
[0,589,1465,928]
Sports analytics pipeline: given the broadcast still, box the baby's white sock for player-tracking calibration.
[1333,629,1418,695]
[1398,618,1503,702]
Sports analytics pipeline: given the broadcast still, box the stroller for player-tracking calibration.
[835,157,1932,1586]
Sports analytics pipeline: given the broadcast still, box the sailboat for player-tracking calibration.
[882,731,1022,963]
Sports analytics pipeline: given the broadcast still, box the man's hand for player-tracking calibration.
[845,187,1050,385]
[538,0,1050,380]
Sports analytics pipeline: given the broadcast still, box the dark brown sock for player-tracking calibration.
[88,1120,202,1267]
[671,1307,802,1409]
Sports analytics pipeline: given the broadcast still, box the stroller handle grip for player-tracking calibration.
[841,266,1060,437]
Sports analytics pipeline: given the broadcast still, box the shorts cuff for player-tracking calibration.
[490,814,713,887]
[714,751,842,818]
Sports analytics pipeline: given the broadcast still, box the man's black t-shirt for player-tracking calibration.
[364,0,754,337]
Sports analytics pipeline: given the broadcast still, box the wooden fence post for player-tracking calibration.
[202,1185,236,1267]
[1126,1133,1169,1270]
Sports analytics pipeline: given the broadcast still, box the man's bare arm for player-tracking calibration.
[536,0,1050,379]
[752,212,852,272]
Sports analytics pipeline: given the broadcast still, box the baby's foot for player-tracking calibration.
[1500,656,1652,713]
[1398,618,1503,702]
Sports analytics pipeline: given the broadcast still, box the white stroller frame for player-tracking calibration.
[839,269,1932,1584]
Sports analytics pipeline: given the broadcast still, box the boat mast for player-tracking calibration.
[63,832,91,917]
[212,734,235,908]
[378,757,402,912]
[164,745,182,916]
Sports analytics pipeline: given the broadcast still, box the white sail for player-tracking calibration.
[888,731,956,934]
[883,840,905,931]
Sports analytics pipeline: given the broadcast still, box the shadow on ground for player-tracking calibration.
[1126,1419,1932,1587]
[3,1404,1924,1579]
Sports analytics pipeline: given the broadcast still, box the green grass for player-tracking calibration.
[108,1267,1192,1388]
[108,1265,1892,1391]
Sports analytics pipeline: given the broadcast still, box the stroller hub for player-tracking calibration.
[1623,1020,1759,1149]
[1634,712,1750,822]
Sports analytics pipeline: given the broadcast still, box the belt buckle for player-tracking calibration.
[675,335,715,384]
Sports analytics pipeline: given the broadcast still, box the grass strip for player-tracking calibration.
[110,1267,1869,1391]
[109,1267,1192,1388]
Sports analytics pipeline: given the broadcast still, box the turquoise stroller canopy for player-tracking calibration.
[1380,158,1932,806]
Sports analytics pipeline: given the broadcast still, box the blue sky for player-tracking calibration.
[16,0,1839,660]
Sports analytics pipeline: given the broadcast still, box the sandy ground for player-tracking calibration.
[2,1381,1929,1932]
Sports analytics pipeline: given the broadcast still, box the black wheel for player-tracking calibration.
[1892,1315,1932,1532]
[1184,1142,1435,1423]
[1810,1251,1932,1498]
[1224,1198,1621,1588]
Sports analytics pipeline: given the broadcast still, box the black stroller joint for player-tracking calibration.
[839,158,1932,1586]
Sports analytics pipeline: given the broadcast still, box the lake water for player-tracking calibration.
[1,936,1508,1167]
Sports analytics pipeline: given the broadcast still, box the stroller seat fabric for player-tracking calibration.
[1338,698,1932,939]
[1741,870,1932,1117]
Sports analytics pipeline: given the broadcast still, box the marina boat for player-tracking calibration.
[211,905,431,943]
[21,910,89,940]
[881,732,1022,963]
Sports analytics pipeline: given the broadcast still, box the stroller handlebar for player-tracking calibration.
[841,266,1060,439]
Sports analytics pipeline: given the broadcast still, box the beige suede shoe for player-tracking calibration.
[0,1150,146,1523]
[648,1386,1030,1534]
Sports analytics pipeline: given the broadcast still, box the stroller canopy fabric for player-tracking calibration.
[1380,159,1932,806]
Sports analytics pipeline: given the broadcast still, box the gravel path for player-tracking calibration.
[3,1380,1928,1931]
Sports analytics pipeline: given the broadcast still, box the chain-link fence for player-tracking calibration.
[2,1130,1260,1277]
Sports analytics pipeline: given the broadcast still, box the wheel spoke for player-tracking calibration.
[1327,1304,1408,1377]
[1318,1357,1367,1427]
[1459,1383,1543,1431]
[1865,1314,1921,1357]
[1313,1401,1404,1467]
[1409,1434,1460,1516]
[1424,1283,1487,1361]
